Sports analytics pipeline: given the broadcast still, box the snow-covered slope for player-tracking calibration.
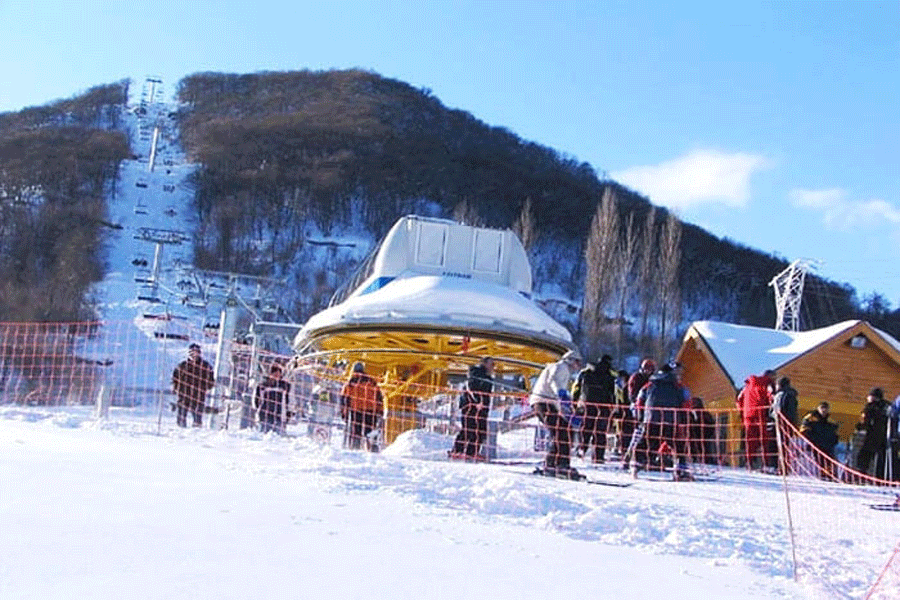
[0,408,808,600]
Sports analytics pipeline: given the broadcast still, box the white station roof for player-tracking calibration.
[295,273,572,350]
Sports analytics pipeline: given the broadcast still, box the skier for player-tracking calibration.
[528,350,583,479]
[571,354,616,463]
[450,356,495,460]
[630,362,692,480]
[621,359,656,466]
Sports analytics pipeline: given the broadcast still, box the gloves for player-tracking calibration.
[558,389,573,418]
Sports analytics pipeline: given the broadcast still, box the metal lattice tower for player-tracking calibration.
[769,259,816,331]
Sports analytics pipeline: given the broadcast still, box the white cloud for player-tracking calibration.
[610,149,770,210]
[789,188,900,230]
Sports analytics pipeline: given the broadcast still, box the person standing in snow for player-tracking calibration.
[171,343,216,428]
[855,387,891,479]
[770,377,799,428]
[340,361,384,451]
[450,356,495,460]
[800,402,839,479]
[571,354,616,463]
[629,362,692,479]
[769,376,799,473]
[528,350,583,478]
[255,363,291,434]
[622,358,656,466]
[736,370,777,471]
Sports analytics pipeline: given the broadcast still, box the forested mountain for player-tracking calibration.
[0,82,130,321]
[0,70,892,356]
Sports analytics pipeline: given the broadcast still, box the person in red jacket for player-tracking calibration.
[736,369,777,470]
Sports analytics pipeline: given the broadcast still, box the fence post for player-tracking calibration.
[95,385,111,420]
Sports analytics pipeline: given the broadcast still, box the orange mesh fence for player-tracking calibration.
[774,412,900,598]
[3,320,899,597]
[866,543,900,600]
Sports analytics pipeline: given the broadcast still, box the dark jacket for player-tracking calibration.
[800,410,839,454]
[572,359,616,406]
[460,363,493,411]
[172,358,215,406]
[642,370,687,426]
[856,398,891,450]
[771,386,799,427]
[255,377,291,413]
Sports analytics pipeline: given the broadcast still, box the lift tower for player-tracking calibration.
[769,259,816,331]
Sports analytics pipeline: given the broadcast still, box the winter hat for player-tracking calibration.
[352,361,365,373]
[561,350,582,364]
[869,387,884,400]
[640,359,656,372]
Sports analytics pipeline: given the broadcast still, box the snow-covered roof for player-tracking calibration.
[688,319,900,387]
[296,273,572,349]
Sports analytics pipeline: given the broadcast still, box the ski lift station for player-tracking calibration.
[293,215,575,442]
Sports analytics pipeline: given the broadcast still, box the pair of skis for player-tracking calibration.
[868,494,900,512]
[527,466,633,487]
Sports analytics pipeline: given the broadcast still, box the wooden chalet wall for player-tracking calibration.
[677,321,900,450]
[677,331,744,465]
[678,331,736,408]
[780,322,900,440]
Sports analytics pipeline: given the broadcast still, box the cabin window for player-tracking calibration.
[472,229,503,274]
[415,222,448,268]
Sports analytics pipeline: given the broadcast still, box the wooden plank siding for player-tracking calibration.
[676,320,900,465]
[782,323,900,440]
[678,330,745,465]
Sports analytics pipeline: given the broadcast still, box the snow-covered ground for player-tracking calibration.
[2,405,898,600]
[0,406,797,600]
[3,77,896,600]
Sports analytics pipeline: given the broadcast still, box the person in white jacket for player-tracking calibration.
[529,349,583,478]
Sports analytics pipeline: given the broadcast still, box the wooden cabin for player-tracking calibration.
[675,320,900,463]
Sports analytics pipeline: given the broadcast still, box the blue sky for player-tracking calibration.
[1,0,898,308]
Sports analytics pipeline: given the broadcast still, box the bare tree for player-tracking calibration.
[453,198,483,226]
[637,207,658,347]
[511,196,536,252]
[613,211,638,357]
[656,211,682,359]
[582,187,619,355]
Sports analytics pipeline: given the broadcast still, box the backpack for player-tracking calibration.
[646,379,683,409]
[644,378,684,425]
